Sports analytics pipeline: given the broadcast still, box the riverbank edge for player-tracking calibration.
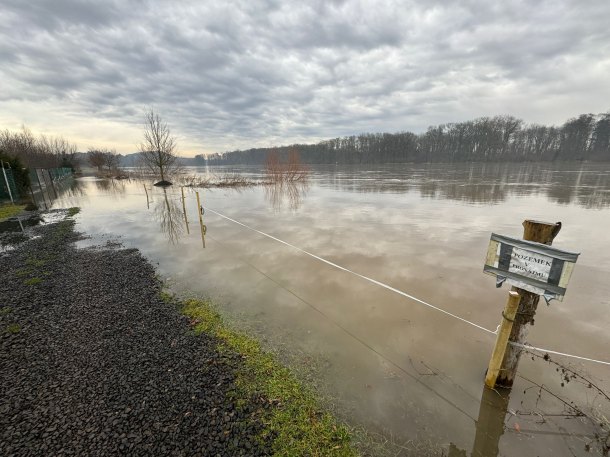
[179,297,356,456]
[2,207,358,456]
[0,203,25,221]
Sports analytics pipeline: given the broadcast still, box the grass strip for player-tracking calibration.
[182,298,358,457]
[0,204,25,221]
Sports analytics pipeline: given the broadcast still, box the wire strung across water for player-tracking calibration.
[203,206,610,368]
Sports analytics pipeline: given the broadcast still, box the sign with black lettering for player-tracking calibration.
[483,233,579,301]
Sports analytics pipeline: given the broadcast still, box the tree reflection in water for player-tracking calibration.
[94,178,126,197]
[264,181,309,212]
[152,188,186,244]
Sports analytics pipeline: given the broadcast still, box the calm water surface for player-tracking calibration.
[50,163,610,456]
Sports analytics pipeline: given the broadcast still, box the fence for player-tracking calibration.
[29,167,74,209]
[0,166,18,201]
[1,165,74,204]
[47,167,72,181]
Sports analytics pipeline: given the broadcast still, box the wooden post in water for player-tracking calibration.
[195,191,205,248]
[143,184,149,208]
[485,291,520,388]
[181,186,190,234]
[495,219,562,387]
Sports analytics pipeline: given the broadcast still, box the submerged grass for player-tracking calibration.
[0,306,12,316]
[0,204,25,221]
[24,277,42,286]
[5,323,21,334]
[182,298,357,457]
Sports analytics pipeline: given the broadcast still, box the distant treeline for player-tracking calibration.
[200,113,610,165]
[1,127,79,169]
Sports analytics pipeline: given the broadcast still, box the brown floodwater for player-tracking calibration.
[45,163,609,456]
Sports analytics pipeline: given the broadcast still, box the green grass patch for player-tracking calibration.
[15,268,31,277]
[67,207,80,216]
[24,277,42,286]
[160,290,173,304]
[0,306,12,316]
[182,299,357,457]
[0,204,25,221]
[5,323,21,334]
[26,258,47,267]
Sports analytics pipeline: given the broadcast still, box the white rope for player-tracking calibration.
[511,342,610,366]
[205,207,610,367]
[205,207,496,334]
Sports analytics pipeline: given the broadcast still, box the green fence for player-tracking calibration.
[0,167,18,201]
[48,167,72,180]
[1,166,73,203]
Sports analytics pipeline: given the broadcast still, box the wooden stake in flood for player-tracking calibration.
[485,291,520,388]
[495,220,562,387]
[181,186,190,234]
[143,184,150,208]
[195,191,206,248]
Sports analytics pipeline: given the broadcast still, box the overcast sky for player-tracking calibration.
[1,0,609,156]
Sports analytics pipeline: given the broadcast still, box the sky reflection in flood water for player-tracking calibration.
[46,163,610,456]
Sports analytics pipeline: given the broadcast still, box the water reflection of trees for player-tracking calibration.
[318,163,610,208]
[152,188,186,244]
[264,181,309,211]
[94,178,127,196]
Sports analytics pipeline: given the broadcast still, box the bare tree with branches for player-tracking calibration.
[138,109,178,185]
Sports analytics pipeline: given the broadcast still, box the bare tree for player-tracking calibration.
[139,109,178,184]
[88,149,107,172]
[264,148,308,183]
[104,149,120,173]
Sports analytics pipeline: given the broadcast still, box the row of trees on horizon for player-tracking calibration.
[3,111,610,172]
[200,112,610,165]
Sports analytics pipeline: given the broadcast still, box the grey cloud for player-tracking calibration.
[1,0,609,153]
[2,0,124,31]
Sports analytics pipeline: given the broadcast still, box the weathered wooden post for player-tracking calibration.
[483,220,578,388]
[181,186,190,234]
[497,220,561,387]
[195,191,206,248]
[143,184,150,208]
[485,291,520,388]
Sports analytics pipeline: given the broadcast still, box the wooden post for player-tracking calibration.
[181,186,189,234]
[195,191,205,248]
[143,184,149,208]
[495,219,562,387]
[485,291,520,388]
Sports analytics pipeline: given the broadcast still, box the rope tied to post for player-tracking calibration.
[501,311,515,323]
[203,206,610,367]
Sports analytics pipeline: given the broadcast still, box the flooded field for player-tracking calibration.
[26,163,610,456]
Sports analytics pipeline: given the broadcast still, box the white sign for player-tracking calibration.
[484,233,579,302]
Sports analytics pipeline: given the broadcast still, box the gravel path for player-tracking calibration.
[0,214,271,456]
